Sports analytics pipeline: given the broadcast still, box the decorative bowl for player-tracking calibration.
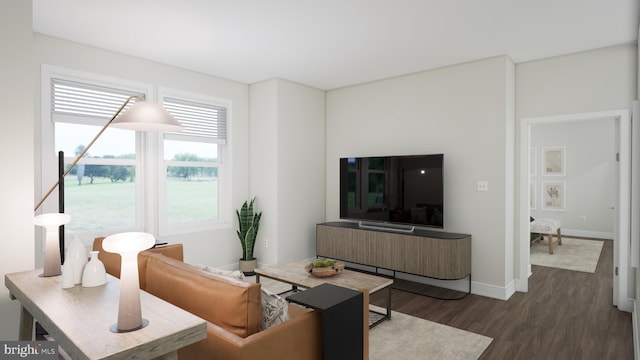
[304,260,345,278]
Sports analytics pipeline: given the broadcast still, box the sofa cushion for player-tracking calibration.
[260,287,290,330]
[194,264,245,281]
[143,253,261,338]
[194,264,290,330]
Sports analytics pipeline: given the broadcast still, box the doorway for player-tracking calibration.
[517,109,631,312]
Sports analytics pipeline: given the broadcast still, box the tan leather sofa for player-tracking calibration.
[93,238,322,360]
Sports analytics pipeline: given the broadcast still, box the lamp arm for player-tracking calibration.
[34,95,145,212]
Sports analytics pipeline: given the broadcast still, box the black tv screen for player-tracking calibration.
[339,154,444,228]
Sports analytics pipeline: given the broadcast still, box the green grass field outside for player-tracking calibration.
[63,176,218,232]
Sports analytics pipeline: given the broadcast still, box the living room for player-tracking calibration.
[2,0,640,357]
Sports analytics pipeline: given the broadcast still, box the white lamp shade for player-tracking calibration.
[34,213,71,277]
[34,213,71,227]
[102,232,156,255]
[110,101,183,132]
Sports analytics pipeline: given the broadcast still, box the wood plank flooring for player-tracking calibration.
[370,239,633,359]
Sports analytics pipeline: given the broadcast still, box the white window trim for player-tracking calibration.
[40,65,153,246]
[157,86,233,236]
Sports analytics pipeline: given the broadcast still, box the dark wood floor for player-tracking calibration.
[370,240,634,359]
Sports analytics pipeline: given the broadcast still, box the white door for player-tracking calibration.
[613,118,620,306]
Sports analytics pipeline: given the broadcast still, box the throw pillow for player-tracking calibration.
[194,264,246,281]
[260,287,289,330]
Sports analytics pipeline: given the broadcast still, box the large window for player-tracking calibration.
[51,78,143,233]
[159,91,229,234]
[41,66,230,240]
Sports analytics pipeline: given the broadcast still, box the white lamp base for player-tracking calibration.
[110,318,149,333]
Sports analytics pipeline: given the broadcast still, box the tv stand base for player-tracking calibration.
[386,270,471,300]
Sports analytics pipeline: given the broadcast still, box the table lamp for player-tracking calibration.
[34,213,71,277]
[102,232,155,332]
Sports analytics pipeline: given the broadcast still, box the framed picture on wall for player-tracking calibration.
[542,181,565,211]
[542,146,566,176]
[529,148,537,176]
[530,181,536,210]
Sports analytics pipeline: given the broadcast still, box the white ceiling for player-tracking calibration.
[33,0,639,90]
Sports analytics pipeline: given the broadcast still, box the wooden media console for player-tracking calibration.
[316,222,471,297]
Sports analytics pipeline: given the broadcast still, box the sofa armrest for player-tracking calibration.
[178,306,322,360]
[92,237,183,289]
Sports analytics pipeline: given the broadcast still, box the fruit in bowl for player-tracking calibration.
[304,258,345,277]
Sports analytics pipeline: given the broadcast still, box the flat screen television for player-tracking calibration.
[339,154,444,229]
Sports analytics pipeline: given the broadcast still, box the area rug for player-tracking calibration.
[369,305,492,360]
[249,276,492,359]
[530,237,604,273]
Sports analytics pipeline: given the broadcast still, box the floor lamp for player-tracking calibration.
[34,95,183,276]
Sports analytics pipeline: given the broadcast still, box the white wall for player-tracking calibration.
[33,34,250,268]
[249,80,279,264]
[250,79,325,265]
[516,44,636,118]
[326,56,516,299]
[0,0,35,340]
[530,119,616,239]
[276,80,326,261]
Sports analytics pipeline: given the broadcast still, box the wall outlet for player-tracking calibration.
[263,238,268,248]
[581,216,587,223]
[477,181,489,192]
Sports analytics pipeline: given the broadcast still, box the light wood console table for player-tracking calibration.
[316,222,471,297]
[5,269,206,360]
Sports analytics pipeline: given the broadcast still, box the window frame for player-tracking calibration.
[41,66,152,245]
[156,87,232,236]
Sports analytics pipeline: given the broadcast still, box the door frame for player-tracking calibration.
[516,109,632,312]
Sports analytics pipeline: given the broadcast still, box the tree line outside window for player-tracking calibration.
[68,144,217,185]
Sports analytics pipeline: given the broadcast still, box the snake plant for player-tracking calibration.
[236,197,262,261]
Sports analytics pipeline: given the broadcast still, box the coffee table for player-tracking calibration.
[255,260,393,328]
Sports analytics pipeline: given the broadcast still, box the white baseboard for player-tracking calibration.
[472,280,516,300]
[633,299,638,360]
[619,296,635,313]
[561,229,613,240]
[343,261,514,300]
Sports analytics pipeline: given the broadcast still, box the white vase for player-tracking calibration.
[61,261,75,289]
[67,235,87,285]
[82,251,106,287]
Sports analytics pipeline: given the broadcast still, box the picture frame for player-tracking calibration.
[542,146,566,176]
[529,181,536,210]
[529,147,537,177]
[542,181,565,211]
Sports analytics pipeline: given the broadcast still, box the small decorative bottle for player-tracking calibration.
[82,251,106,287]
[61,260,75,289]
[67,235,88,285]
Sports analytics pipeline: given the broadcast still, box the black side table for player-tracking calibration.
[287,283,363,360]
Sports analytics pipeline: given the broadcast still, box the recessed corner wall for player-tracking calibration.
[249,79,326,265]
